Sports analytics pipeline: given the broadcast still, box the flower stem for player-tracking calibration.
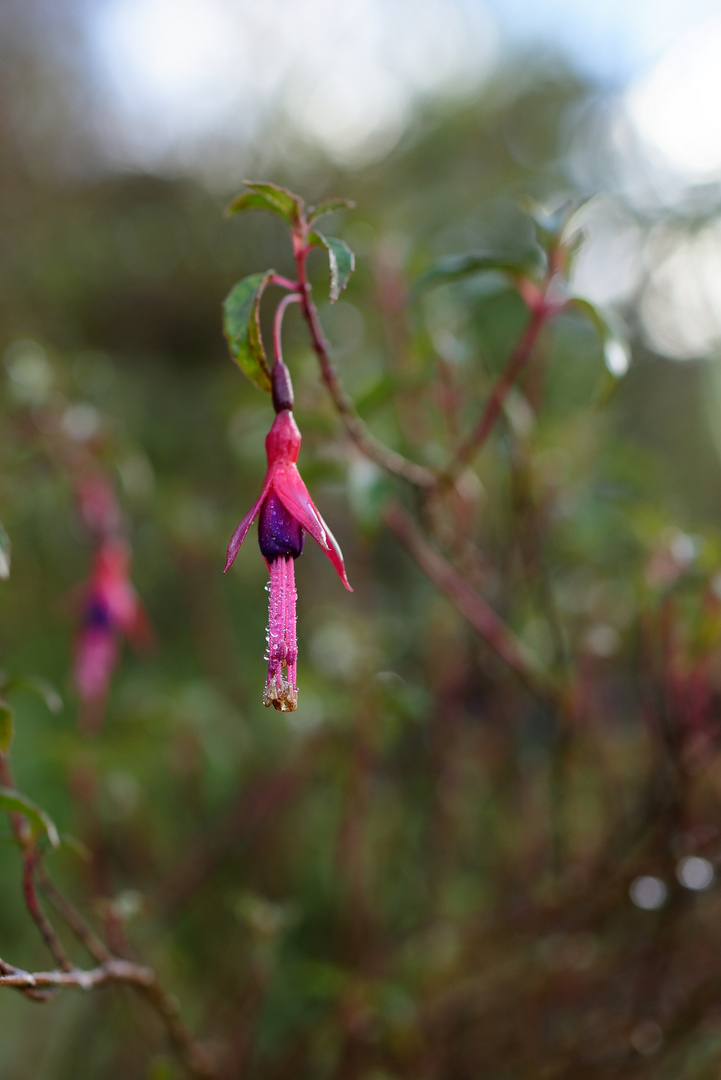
[272,292,301,367]
[294,243,435,491]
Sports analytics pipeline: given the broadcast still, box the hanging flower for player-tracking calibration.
[74,538,152,731]
[225,360,352,711]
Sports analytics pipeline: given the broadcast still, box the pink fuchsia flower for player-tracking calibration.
[225,360,352,712]
[74,539,152,731]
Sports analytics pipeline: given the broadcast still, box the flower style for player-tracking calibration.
[225,360,352,712]
[74,538,152,731]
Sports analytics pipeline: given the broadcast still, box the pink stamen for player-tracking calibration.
[263,557,298,711]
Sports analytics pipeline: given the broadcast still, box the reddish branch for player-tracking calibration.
[384,500,559,702]
[0,955,217,1079]
[294,239,436,491]
[0,749,216,1078]
[439,302,550,486]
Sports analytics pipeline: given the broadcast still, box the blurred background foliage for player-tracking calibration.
[3,0,721,1077]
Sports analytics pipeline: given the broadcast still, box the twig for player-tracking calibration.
[295,244,435,491]
[384,500,559,703]
[37,865,111,964]
[0,955,154,991]
[0,954,218,1079]
[22,849,73,971]
[438,303,550,487]
[0,751,74,972]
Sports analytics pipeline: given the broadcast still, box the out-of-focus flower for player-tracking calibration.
[74,539,152,731]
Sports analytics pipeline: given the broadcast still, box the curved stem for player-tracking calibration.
[272,292,301,367]
[269,274,299,292]
[0,955,218,1079]
[294,244,435,491]
[384,500,562,705]
[437,301,551,489]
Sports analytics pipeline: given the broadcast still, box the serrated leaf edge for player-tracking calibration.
[309,231,355,303]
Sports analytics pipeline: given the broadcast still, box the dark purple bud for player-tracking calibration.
[258,493,304,560]
[271,360,294,413]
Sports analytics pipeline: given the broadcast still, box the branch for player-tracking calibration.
[295,247,435,491]
[438,302,550,487]
[37,865,111,963]
[0,955,218,1079]
[22,849,73,972]
[384,500,559,702]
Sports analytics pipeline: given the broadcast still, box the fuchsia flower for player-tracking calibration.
[225,360,352,712]
[74,539,152,731]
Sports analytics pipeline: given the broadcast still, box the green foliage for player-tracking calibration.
[412,241,545,295]
[227,180,304,229]
[0,786,59,847]
[307,198,356,224]
[223,270,275,391]
[308,231,355,302]
[1,37,721,1080]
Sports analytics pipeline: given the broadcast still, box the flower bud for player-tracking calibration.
[271,360,294,414]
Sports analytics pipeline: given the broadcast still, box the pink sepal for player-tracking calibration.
[313,510,353,591]
[224,475,273,572]
[274,466,328,550]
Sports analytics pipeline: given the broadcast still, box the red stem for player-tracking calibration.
[384,500,560,702]
[294,240,435,490]
[272,292,301,367]
[269,274,299,292]
[441,301,551,485]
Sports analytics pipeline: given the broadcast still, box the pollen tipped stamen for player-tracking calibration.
[263,556,298,712]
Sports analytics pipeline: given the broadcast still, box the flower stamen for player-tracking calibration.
[263,555,298,712]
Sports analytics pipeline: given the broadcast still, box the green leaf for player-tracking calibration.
[0,523,10,580]
[413,245,545,296]
[0,786,59,848]
[2,675,63,714]
[0,702,12,755]
[524,198,577,245]
[308,232,355,302]
[307,198,355,224]
[226,181,304,228]
[569,297,630,409]
[223,270,275,391]
[570,298,630,377]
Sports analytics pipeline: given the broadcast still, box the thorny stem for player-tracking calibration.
[294,239,435,491]
[272,291,301,367]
